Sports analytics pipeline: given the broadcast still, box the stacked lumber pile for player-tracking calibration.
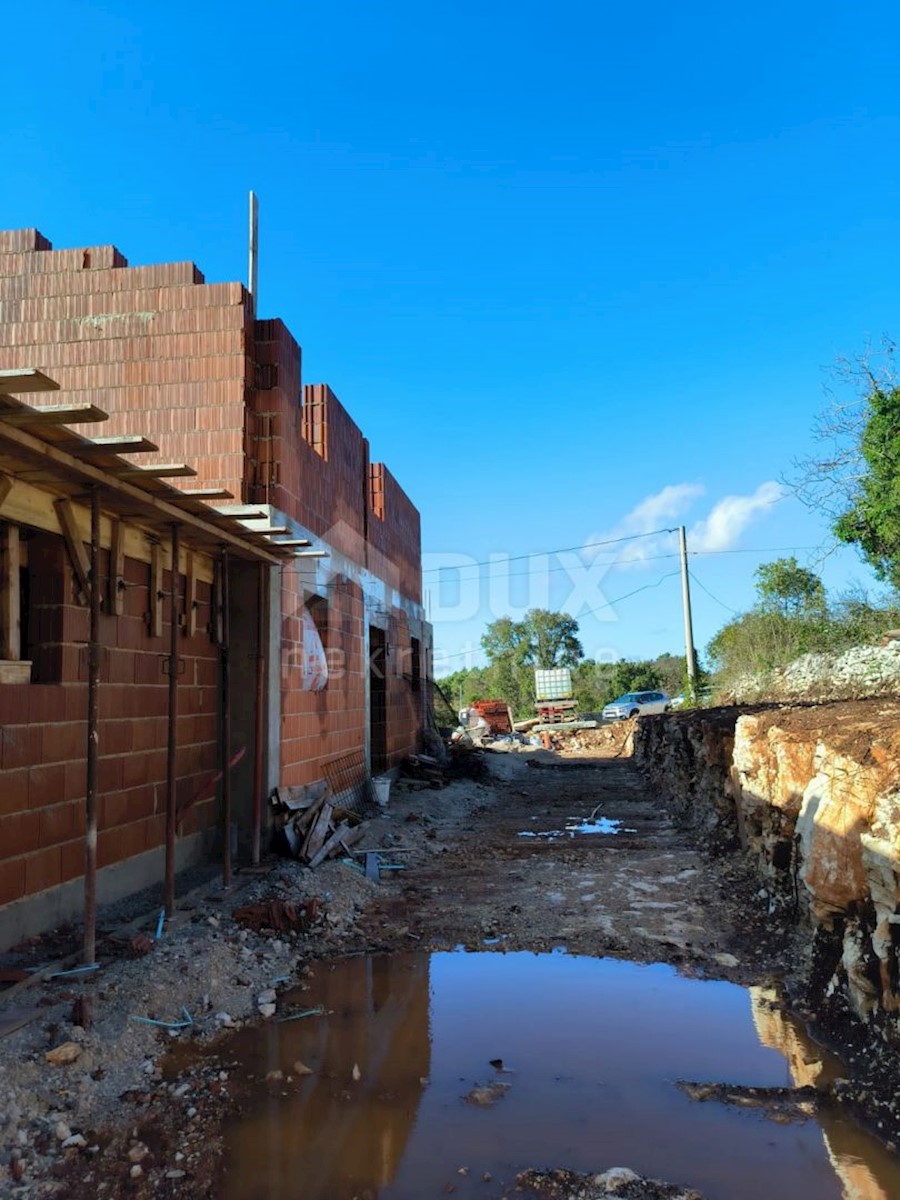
[271,782,367,867]
[395,753,449,791]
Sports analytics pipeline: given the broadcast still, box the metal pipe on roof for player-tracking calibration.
[248,190,259,312]
[165,523,180,917]
[83,487,101,965]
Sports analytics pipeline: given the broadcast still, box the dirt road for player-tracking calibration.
[361,749,760,973]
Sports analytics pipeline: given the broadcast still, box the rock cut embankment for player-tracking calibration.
[634,700,900,1027]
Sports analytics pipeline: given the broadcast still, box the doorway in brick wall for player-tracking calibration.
[369,626,387,774]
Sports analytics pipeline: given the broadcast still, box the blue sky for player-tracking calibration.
[6,1,900,672]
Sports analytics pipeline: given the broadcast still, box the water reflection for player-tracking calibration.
[751,986,893,1200]
[223,956,430,1199]
[218,953,900,1200]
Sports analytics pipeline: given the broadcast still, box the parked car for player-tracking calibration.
[602,691,672,720]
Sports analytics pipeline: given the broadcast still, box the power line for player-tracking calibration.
[688,569,739,614]
[692,545,816,558]
[421,527,676,575]
[425,544,819,585]
[576,569,682,619]
[433,569,682,661]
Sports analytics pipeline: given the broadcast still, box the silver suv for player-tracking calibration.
[602,691,672,720]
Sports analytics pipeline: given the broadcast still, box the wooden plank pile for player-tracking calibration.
[395,753,449,791]
[271,781,367,867]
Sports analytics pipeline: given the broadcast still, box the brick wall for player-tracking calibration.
[383,610,425,764]
[368,464,422,605]
[0,229,249,494]
[0,227,429,884]
[0,528,220,910]
[0,231,423,607]
[249,317,427,785]
[278,572,369,786]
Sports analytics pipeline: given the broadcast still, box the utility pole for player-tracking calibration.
[678,526,698,696]
[248,190,259,314]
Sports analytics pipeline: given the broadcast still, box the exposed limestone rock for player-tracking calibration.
[633,708,741,848]
[731,715,814,874]
[634,700,900,1024]
[727,640,900,705]
[794,745,878,924]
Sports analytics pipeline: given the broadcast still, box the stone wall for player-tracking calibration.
[726,640,900,705]
[634,700,900,1027]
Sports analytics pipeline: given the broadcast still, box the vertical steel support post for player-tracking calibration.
[251,561,266,865]
[83,488,101,965]
[165,523,180,917]
[221,548,232,886]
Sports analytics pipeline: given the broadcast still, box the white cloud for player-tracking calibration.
[583,482,704,567]
[689,481,785,553]
[581,479,786,571]
[620,483,705,534]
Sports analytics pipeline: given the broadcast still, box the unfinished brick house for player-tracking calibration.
[0,227,431,947]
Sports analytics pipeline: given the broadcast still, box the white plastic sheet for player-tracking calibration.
[301,608,328,691]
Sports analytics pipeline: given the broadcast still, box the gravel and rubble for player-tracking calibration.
[514,1166,703,1200]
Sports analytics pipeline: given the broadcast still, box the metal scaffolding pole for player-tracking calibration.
[165,523,180,917]
[220,548,233,887]
[83,487,101,965]
[251,561,266,865]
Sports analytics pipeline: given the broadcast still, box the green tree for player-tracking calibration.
[650,653,688,697]
[480,616,529,667]
[572,659,617,713]
[436,667,491,715]
[520,609,583,667]
[793,339,900,587]
[833,385,900,588]
[480,609,584,717]
[755,557,826,617]
[609,658,662,697]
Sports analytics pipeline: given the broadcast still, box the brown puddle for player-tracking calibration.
[208,952,900,1200]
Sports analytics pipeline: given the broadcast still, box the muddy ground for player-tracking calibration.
[0,735,897,1199]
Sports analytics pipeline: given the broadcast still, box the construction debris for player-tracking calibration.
[270,784,367,867]
[232,899,317,934]
[397,753,449,790]
[44,1042,82,1066]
